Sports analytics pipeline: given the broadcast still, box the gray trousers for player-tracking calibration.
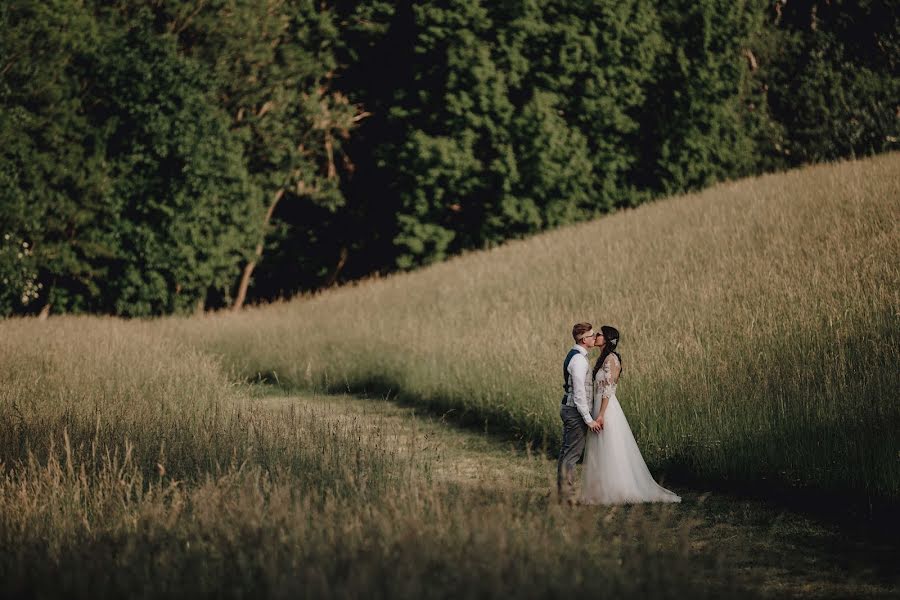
[557,405,588,501]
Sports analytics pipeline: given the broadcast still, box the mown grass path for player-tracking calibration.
[259,392,899,599]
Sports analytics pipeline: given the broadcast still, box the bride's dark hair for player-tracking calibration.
[592,325,622,380]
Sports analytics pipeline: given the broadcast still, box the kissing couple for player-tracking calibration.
[557,322,681,506]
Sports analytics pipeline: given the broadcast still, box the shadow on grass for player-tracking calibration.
[683,491,900,596]
[257,372,554,449]
[252,378,900,597]
[661,420,900,531]
[252,373,899,538]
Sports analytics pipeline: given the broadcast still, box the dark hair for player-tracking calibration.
[592,325,622,380]
[572,322,593,342]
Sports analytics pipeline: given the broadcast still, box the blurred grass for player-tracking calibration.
[160,153,900,501]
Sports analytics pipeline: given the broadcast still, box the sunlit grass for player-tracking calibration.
[162,153,900,500]
[1,154,897,597]
[0,323,723,598]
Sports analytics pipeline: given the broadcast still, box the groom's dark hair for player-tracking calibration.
[572,322,593,341]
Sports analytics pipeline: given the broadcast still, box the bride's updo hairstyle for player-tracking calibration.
[592,325,622,380]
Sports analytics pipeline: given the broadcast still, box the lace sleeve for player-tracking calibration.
[596,354,620,400]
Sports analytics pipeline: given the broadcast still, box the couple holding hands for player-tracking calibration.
[557,322,681,506]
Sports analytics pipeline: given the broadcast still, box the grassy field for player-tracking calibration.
[1,154,898,597]
[0,322,742,598]
[161,153,899,503]
[0,323,895,597]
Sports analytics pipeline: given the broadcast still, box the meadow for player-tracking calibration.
[1,154,898,597]
[163,153,899,503]
[1,319,738,598]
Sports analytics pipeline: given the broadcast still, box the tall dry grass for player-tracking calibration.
[0,320,725,598]
[160,153,900,500]
[1,154,896,597]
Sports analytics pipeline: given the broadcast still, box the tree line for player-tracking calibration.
[1,0,896,317]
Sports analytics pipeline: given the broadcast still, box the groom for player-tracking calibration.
[557,322,604,504]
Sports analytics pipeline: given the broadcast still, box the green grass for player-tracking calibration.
[160,153,899,502]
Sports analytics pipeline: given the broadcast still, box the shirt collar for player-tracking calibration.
[571,344,588,356]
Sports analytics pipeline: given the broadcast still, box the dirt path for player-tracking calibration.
[258,392,550,492]
[259,392,898,599]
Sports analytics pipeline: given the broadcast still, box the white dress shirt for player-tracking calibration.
[564,344,593,424]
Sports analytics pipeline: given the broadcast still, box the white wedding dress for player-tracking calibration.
[581,353,681,505]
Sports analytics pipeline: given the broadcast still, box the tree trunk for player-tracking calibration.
[324,246,349,288]
[232,188,285,311]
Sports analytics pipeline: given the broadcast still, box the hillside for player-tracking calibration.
[162,153,900,502]
[2,154,898,598]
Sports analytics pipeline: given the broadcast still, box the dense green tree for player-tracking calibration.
[154,0,366,308]
[0,0,112,316]
[763,0,899,164]
[0,2,262,316]
[2,0,897,315]
[331,0,895,273]
[509,90,594,229]
[365,0,663,269]
[502,0,663,208]
[90,15,263,315]
[638,0,769,194]
[385,0,514,268]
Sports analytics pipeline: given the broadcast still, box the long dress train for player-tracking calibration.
[581,354,681,505]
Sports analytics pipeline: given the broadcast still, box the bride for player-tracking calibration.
[581,326,681,505]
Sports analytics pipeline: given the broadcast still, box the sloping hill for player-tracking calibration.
[165,153,900,501]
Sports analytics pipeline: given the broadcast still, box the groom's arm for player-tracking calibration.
[570,357,593,425]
